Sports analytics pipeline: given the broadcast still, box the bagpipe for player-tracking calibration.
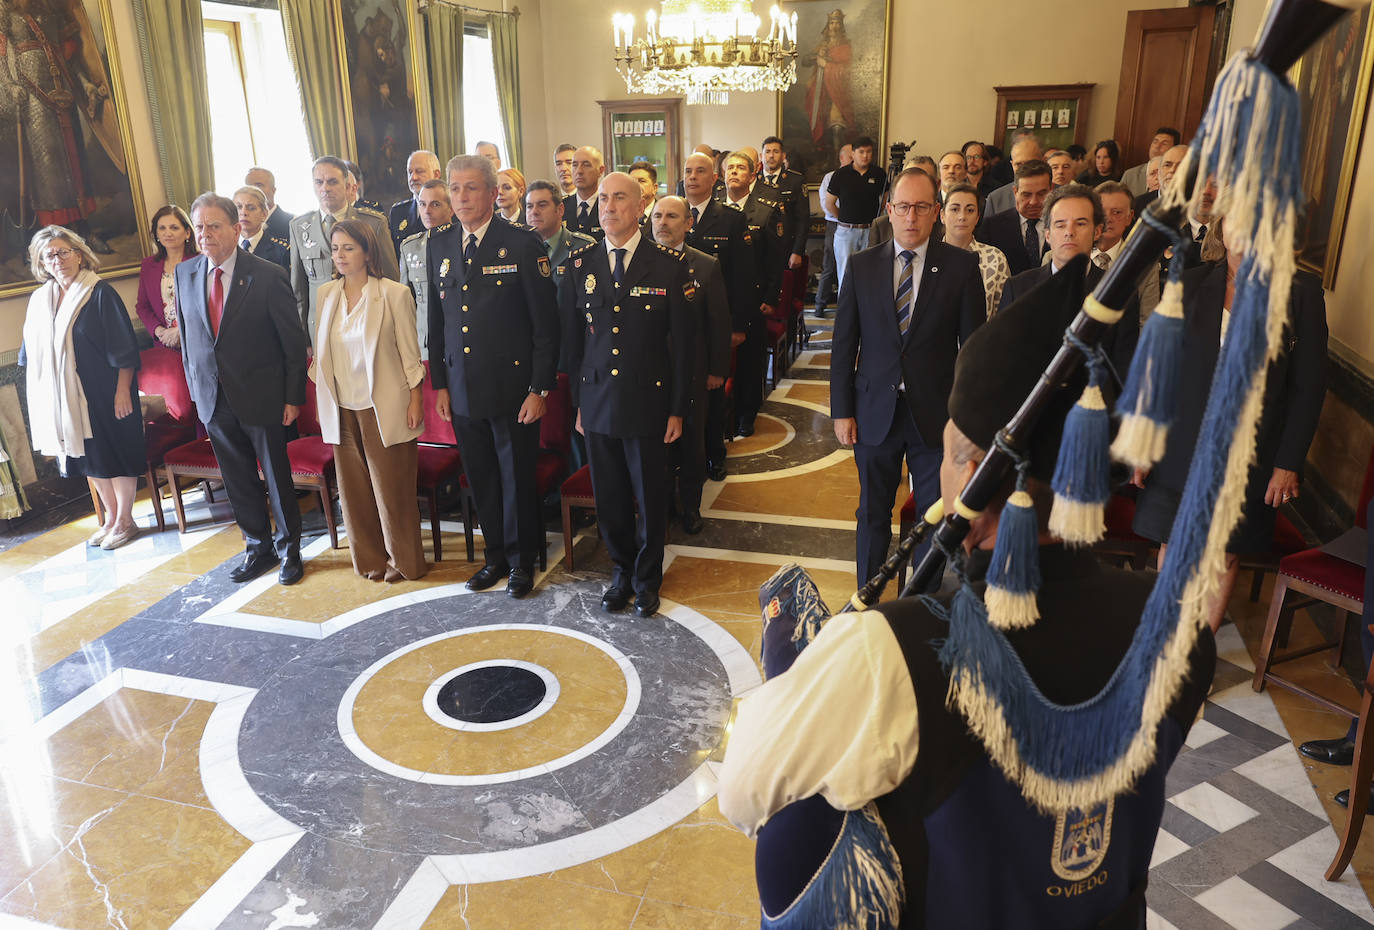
[752,0,1365,923]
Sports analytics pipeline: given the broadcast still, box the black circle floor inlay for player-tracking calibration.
[436,666,547,723]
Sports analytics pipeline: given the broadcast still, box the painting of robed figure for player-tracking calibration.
[340,0,423,208]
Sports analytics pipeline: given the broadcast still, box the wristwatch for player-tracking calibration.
[531,388,550,398]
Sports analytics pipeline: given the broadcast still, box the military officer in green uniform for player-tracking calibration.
[397,178,453,350]
[525,179,595,292]
[289,155,399,346]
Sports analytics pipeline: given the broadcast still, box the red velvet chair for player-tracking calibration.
[1251,445,1374,713]
[416,363,463,560]
[1093,490,1156,570]
[283,380,339,549]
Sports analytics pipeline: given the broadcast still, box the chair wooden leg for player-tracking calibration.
[320,482,339,549]
[1328,679,1374,879]
[1249,568,1265,602]
[167,467,189,533]
[1253,576,1292,692]
[146,465,166,533]
[89,478,104,525]
[562,499,576,571]
[427,489,443,562]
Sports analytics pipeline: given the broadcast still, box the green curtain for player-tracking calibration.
[132,0,214,206]
[489,12,522,173]
[280,0,351,159]
[425,3,465,164]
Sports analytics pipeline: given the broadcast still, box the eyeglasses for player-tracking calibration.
[41,248,75,262]
[889,201,936,217]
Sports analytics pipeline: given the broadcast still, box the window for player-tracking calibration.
[202,2,314,215]
[463,22,508,166]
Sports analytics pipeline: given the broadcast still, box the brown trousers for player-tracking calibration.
[334,406,427,580]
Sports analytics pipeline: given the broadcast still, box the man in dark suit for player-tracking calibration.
[978,159,1052,275]
[245,167,293,242]
[721,151,786,437]
[653,195,732,534]
[389,149,442,252]
[830,167,986,586]
[997,183,1140,383]
[1133,143,1188,217]
[232,186,290,270]
[759,136,810,270]
[429,155,559,598]
[682,152,757,479]
[563,145,606,240]
[178,193,309,585]
[562,172,695,617]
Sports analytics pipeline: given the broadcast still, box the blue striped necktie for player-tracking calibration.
[896,250,915,337]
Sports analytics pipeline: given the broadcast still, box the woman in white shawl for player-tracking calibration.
[20,226,146,550]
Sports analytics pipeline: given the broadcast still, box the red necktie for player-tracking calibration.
[208,267,224,337]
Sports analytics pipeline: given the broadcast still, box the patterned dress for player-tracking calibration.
[945,237,1011,319]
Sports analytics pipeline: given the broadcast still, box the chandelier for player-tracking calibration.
[611,1,798,106]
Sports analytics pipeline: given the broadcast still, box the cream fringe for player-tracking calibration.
[985,588,1040,630]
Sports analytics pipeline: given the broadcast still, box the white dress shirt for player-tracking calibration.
[329,290,373,410]
[207,249,238,307]
[459,216,494,253]
[603,229,642,274]
[243,227,266,252]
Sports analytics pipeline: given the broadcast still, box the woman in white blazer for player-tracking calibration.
[314,219,427,581]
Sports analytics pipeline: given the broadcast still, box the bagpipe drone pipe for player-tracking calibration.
[750,0,1365,924]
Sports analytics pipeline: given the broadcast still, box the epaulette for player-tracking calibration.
[569,241,597,258]
[654,241,684,260]
[432,221,454,234]
[400,229,426,246]
[355,205,386,220]
[270,236,290,248]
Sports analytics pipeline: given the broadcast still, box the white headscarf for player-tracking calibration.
[22,268,100,472]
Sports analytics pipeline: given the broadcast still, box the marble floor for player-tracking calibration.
[3,319,1373,929]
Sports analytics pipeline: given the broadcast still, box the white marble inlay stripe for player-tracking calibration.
[1168,782,1259,834]
[719,448,851,484]
[1234,744,1329,820]
[1194,875,1300,930]
[1208,681,1293,738]
[373,857,451,930]
[1183,718,1228,750]
[421,660,561,732]
[1145,909,1181,930]
[727,413,796,458]
[1149,828,1189,869]
[1268,828,1374,922]
[662,601,763,698]
[665,543,854,575]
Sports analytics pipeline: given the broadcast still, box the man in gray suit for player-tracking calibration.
[983,135,1043,218]
[289,155,398,347]
[178,193,309,585]
[398,178,453,349]
[652,195,731,534]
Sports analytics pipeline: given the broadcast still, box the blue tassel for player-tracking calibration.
[984,489,1041,629]
[1049,378,1112,545]
[761,804,903,930]
[1112,279,1186,469]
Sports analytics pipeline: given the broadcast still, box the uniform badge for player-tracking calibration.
[574,258,582,268]
[537,256,552,277]
[400,219,408,231]
[1050,800,1113,882]
[440,258,451,277]
[683,281,697,300]
[775,221,784,237]
[585,274,597,294]
[498,247,508,258]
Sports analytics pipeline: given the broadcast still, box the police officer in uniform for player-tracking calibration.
[398,178,453,350]
[344,159,386,215]
[564,146,607,240]
[561,172,695,617]
[759,136,811,269]
[652,195,731,535]
[390,149,442,252]
[429,154,559,598]
[232,186,290,271]
[525,180,594,292]
[720,150,786,437]
[290,156,399,345]
[245,167,294,242]
[682,152,757,480]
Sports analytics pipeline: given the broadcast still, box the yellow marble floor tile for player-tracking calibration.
[546,829,672,898]
[0,778,126,899]
[153,524,245,573]
[727,414,789,458]
[640,798,758,918]
[663,556,856,626]
[782,382,830,409]
[2,522,94,560]
[808,351,832,367]
[709,459,858,522]
[632,898,758,929]
[423,876,641,929]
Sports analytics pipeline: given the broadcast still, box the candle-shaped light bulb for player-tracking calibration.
[612,14,620,49]
[646,9,655,43]
[625,13,634,46]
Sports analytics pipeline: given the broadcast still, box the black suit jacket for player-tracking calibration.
[264,206,293,242]
[389,198,420,251]
[427,215,559,420]
[830,239,986,446]
[560,237,696,437]
[733,192,787,308]
[997,262,1141,387]
[683,244,732,388]
[759,167,811,256]
[979,208,1046,275]
[175,249,307,426]
[685,198,758,331]
[563,193,604,240]
[249,234,290,271]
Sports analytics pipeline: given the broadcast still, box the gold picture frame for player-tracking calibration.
[0,0,151,298]
[776,0,894,189]
[1291,6,1374,289]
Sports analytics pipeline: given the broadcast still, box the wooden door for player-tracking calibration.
[1114,7,1218,165]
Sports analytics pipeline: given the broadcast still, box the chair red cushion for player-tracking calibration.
[1104,493,1147,541]
[535,451,565,495]
[765,318,786,341]
[296,380,323,436]
[286,436,333,476]
[1279,548,1365,602]
[562,464,594,500]
[540,372,574,456]
[1273,511,1307,555]
[145,419,196,465]
[139,347,196,423]
[164,438,219,469]
[900,492,915,524]
[419,362,459,444]
[417,445,462,487]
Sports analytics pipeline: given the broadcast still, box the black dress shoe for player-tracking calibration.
[507,567,533,598]
[681,511,704,534]
[1335,787,1374,810]
[634,591,661,617]
[601,584,633,612]
[736,421,755,438]
[467,563,510,591]
[707,461,727,482]
[230,550,277,583]
[278,551,304,586]
[1300,737,1356,766]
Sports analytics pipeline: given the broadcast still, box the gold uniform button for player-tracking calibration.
[612,326,620,334]
[462,325,469,333]
[462,284,469,291]
[612,348,620,355]
[655,380,662,387]
[611,368,619,376]
[514,360,520,366]
[462,304,469,312]
[463,347,471,354]
[614,305,621,312]
[497,280,503,286]
[586,313,593,322]
[644,303,651,310]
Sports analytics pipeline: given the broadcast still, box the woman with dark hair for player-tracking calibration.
[312,219,427,581]
[1132,220,1328,633]
[21,226,146,549]
[1077,140,1123,184]
[135,205,198,420]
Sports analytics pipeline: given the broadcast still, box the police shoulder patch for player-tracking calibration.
[537,255,551,277]
[355,205,387,220]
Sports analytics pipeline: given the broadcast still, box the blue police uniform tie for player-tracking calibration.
[579,202,591,226]
[612,248,626,286]
[240,237,250,251]
[464,233,477,265]
[896,250,914,337]
[1023,218,1039,265]
[691,206,699,226]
